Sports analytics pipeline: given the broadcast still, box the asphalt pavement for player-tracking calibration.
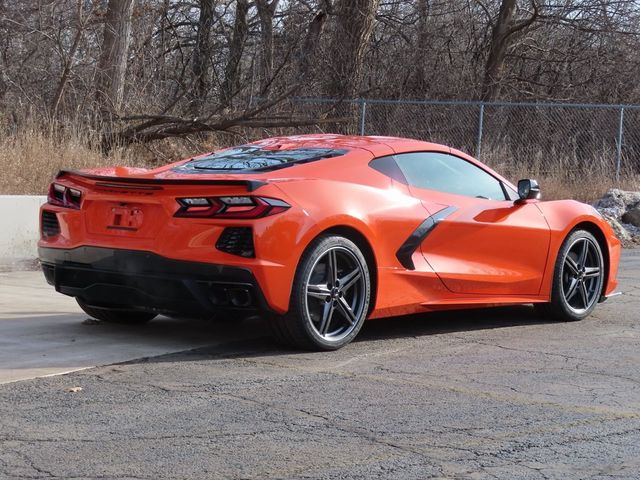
[0,250,639,479]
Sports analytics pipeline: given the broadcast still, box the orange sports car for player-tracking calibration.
[39,134,621,350]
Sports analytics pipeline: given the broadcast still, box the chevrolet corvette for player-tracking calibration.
[39,134,621,350]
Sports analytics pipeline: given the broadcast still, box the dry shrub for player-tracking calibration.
[1,123,127,195]
[483,144,640,203]
[0,118,217,195]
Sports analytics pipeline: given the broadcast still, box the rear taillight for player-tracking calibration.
[47,183,82,209]
[175,196,290,219]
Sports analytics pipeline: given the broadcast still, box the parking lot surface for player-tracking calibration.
[0,250,639,479]
[0,271,251,384]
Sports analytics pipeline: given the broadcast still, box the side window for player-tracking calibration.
[393,152,507,201]
[503,184,520,201]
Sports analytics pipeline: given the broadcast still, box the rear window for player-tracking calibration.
[173,146,347,173]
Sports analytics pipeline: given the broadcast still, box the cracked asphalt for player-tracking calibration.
[1,250,639,479]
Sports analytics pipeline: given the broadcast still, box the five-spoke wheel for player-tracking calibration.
[268,235,371,350]
[536,229,604,321]
[305,245,368,342]
[561,236,602,314]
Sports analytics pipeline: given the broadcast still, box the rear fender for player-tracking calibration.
[271,179,434,314]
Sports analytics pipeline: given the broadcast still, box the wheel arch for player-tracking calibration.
[310,225,379,316]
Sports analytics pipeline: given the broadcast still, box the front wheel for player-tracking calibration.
[77,299,157,324]
[268,235,371,351]
[536,229,605,322]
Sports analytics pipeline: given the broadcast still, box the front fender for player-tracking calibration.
[536,200,621,298]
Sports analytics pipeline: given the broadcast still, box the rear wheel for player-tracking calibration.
[536,229,604,321]
[268,235,371,351]
[76,299,157,324]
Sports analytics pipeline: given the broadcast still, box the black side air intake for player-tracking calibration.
[216,227,255,258]
[41,211,61,238]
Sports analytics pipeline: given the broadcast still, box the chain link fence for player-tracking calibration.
[281,98,640,183]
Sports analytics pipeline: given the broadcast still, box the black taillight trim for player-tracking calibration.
[48,183,82,209]
[175,196,290,219]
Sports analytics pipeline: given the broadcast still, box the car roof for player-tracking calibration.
[243,134,516,192]
[248,134,446,156]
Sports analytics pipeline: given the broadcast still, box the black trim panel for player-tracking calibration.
[369,155,408,184]
[57,170,267,192]
[396,206,458,270]
[39,246,272,315]
[173,148,348,174]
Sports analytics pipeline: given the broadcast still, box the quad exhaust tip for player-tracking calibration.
[208,286,253,308]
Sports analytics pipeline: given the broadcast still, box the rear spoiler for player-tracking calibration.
[56,170,267,192]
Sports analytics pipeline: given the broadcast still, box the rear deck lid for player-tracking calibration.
[54,170,272,239]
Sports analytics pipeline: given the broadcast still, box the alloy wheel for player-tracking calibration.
[561,237,603,314]
[304,246,367,343]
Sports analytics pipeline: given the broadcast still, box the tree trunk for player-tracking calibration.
[255,0,279,94]
[189,0,215,116]
[95,0,135,117]
[0,0,6,105]
[324,0,379,133]
[412,0,430,96]
[0,56,7,106]
[481,0,538,101]
[297,11,327,80]
[51,1,85,116]
[220,0,249,108]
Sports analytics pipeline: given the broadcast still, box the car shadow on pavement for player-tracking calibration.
[126,304,556,365]
[357,305,555,342]
[0,305,556,381]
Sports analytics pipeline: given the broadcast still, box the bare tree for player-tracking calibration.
[324,0,379,133]
[3,0,640,148]
[220,0,249,108]
[411,0,430,95]
[324,0,379,99]
[481,0,539,101]
[297,10,327,79]
[255,0,280,93]
[189,0,215,115]
[0,0,6,105]
[95,0,136,116]
[51,0,88,115]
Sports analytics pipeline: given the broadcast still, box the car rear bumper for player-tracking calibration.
[39,246,272,316]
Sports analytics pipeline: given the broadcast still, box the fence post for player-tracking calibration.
[359,99,367,136]
[616,107,625,182]
[475,103,485,159]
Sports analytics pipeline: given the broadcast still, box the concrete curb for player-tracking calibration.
[0,195,46,266]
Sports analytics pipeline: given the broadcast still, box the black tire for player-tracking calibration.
[76,299,157,324]
[267,235,371,351]
[535,229,605,322]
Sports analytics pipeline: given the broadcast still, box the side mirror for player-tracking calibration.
[517,179,541,201]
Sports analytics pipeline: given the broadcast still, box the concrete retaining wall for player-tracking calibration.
[0,196,46,263]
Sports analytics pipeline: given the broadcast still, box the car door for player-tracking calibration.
[392,151,551,296]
